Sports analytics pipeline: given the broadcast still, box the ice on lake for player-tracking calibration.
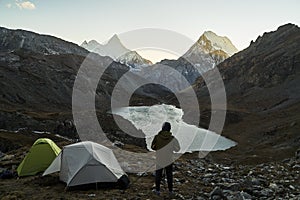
[112,104,236,153]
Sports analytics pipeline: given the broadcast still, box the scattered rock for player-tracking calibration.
[210,187,225,199]
[289,185,295,190]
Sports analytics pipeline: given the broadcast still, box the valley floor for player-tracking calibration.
[0,131,300,200]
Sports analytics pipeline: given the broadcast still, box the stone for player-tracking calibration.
[269,183,278,190]
[288,185,295,190]
[259,189,273,197]
[210,187,224,199]
[240,191,252,200]
[226,183,241,191]
[251,178,262,186]
[292,164,300,169]
[204,173,213,178]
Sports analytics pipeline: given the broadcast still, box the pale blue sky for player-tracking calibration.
[1,0,299,52]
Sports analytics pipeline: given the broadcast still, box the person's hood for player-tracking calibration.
[158,131,172,140]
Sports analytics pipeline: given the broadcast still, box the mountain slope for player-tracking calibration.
[0,26,176,146]
[136,31,238,92]
[182,31,238,73]
[0,27,173,146]
[194,23,300,110]
[0,27,88,56]
[190,23,300,163]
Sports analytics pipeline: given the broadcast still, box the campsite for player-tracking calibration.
[1,130,299,199]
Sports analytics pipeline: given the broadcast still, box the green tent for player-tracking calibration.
[17,138,61,177]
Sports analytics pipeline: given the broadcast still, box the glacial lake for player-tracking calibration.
[112,104,236,153]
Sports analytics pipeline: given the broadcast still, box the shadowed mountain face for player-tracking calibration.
[190,23,300,163]
[0,48,139,142]
[0,49,122,112]
[7,52,169,112]
[0,27,88,56]
[194,23,300,111]
[0,28,173,146]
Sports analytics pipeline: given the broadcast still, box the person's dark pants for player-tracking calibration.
[155,164,173,192]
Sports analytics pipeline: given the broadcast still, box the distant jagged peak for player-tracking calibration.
[82,34,125,50]
[201,30,238,56]
[106,34,121,44]
[81,34,152,68]
[81,40,88,46]
[203,30,230,40]
[183,30,238,59]
[251,23,300,49]
[179,31,238,76]
[80,39,102,52]
[88,39,101,45]
[104,34,129,53]
[201,22,300,90]
[276,23,299,31]
[117,50,153,68]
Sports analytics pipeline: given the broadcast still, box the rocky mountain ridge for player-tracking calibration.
[182,30,238,73]
[0,26,175,146]
[0,27,88,56]
[117,51,152,69]
[81,34,128,59]
[189,23,300,163]
[81,35,152,68]
[136,31,238,91]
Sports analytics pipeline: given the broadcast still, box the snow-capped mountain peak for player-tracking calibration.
[184,31,238,58]
[81,35,152,68]
[81,34,129,59]
[117,51,152,69]
[182,31,238,71]
[203,31,238,56]
[81,40,88,46]
[106,34,121,45]
[81,40,101,51]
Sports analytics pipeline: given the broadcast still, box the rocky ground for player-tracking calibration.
[0,131,299,200]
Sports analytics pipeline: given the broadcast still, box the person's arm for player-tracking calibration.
[173,138,180,152]
[151,136,157,150]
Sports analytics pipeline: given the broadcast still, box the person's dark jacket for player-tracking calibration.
[151,131,180,166]
[151,131,180,151]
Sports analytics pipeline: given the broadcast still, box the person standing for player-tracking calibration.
[151,122,180,196]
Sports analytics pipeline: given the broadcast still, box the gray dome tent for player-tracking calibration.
[43,141,129,188]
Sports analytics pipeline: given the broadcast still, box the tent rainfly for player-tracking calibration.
[17,138,61,176]
[43,141,129,188]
